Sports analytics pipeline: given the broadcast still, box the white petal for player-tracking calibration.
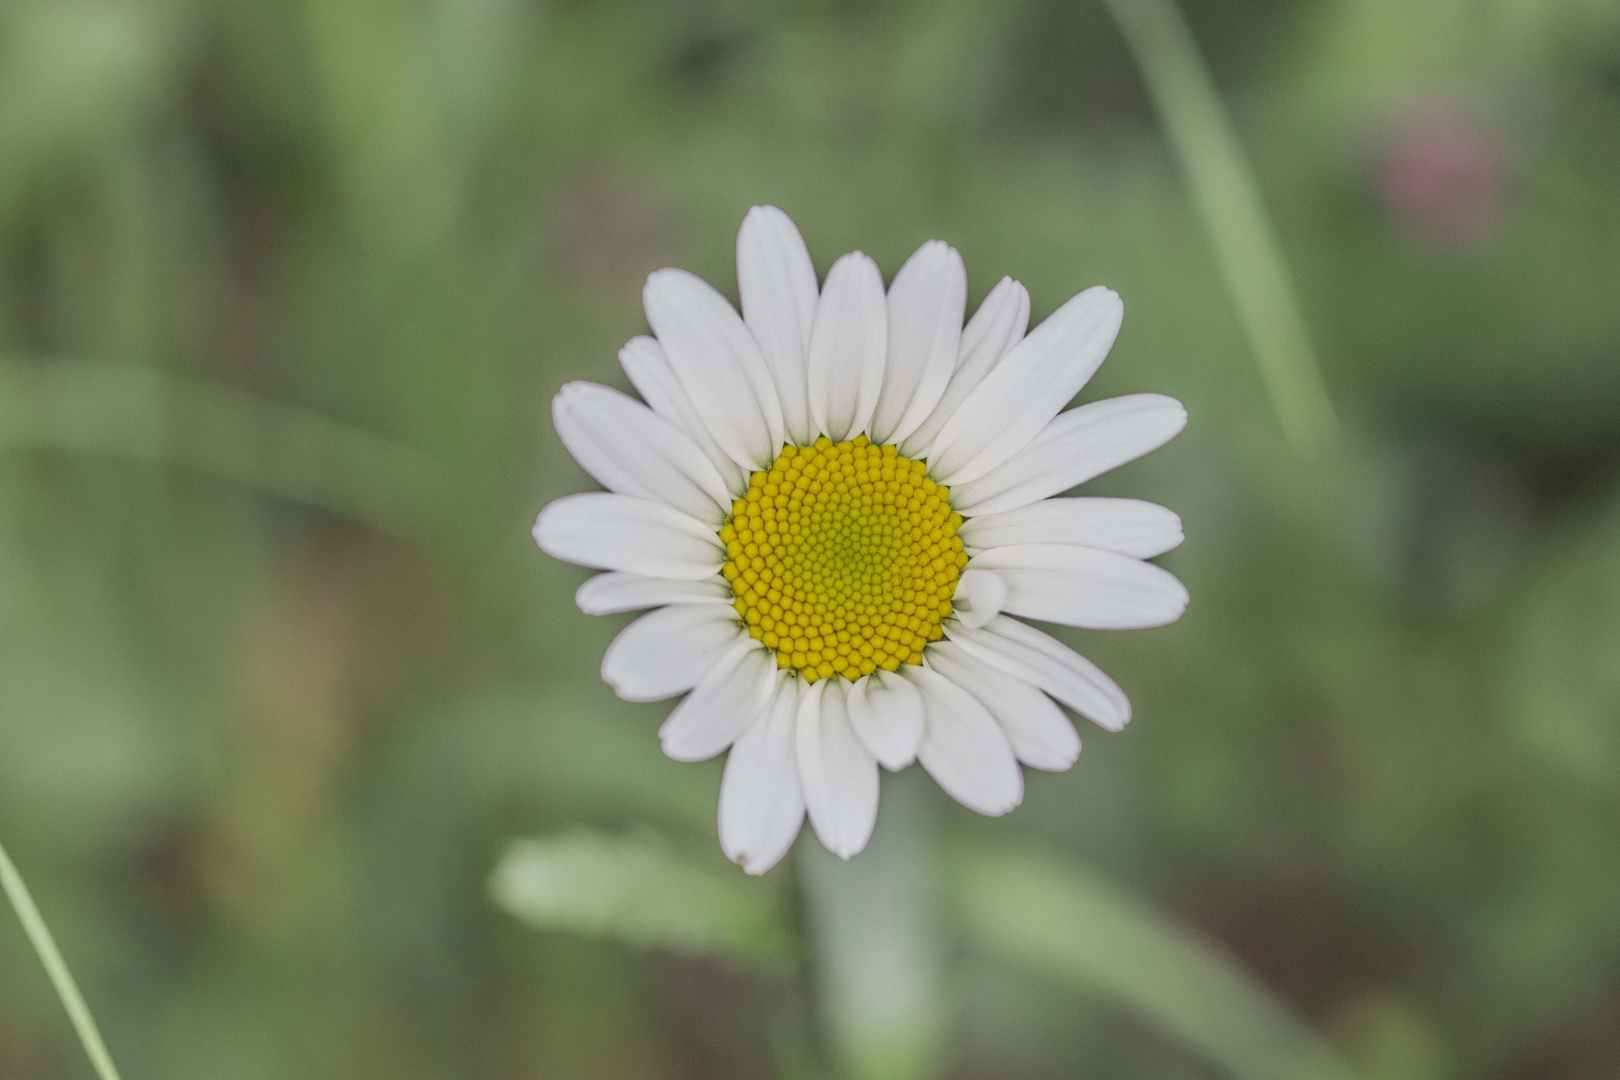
[737,206,819,447]
[902,277,1030,460]
[869,240,966,446]
[796,679,879,859]
[959,277,1032,373]
[660,641,778,762]
[951,568,1007,629]
[534,493,723,580]
[969,545,1189,630]
[643,268,786,470]
[926,641,1080,771]
[619,336,748,495]
[944,615,1131,731]
[552,381,732,525]
[718,678,806,874]
[958,497,1183,559]
[930,285,1123,485]
[844,670,925,771]
[807,252,886,442]
[575,572,732,615]
[951,394,1187,516]
[903,664,1023,816]
[601,604,746,702]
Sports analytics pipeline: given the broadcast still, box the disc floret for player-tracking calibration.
[720,435,967,683]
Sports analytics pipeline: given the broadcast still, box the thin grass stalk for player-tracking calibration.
[0,838,125,1080]
[1102,0,1339,454]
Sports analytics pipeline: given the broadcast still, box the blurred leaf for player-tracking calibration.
[0,360,457,551]
[490,830,796,973]
[953,845,1361,1080]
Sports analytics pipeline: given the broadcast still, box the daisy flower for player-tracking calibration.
[535,206,1188,874]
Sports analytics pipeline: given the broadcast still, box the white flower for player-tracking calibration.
[535,206,1188,874]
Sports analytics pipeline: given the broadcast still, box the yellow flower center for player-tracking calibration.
[720,434,968,683]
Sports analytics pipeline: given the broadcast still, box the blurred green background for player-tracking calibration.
[3,0,1620,1077]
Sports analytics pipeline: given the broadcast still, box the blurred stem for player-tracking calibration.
[0,359,459,554]
[1102,0,1339,454]
[797,770,946,1080]
[0,838,125,1080]
[770,1006,836,1080]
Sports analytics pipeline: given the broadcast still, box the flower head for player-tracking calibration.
[535,206,1188,873]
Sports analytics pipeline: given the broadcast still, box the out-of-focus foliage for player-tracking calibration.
[2,0,1619,1078]
[955,844,1359,1080]
[491,832,795,971]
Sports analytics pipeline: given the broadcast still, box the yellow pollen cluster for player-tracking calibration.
[720,434,967,683]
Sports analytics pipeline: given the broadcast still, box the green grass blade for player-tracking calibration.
[0,838,124,1080]
[0,360,456,550]
[1103,0,1339,454]
[954,845,1360,1080]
